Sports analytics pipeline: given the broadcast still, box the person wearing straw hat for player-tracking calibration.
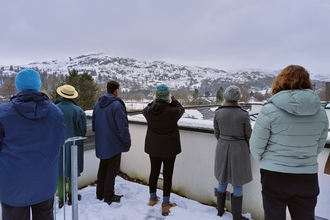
[0,68,66,220]
[55,84,87,208]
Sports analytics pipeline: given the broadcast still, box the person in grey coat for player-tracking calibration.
[250,65,329,220]
[213,85,252,220]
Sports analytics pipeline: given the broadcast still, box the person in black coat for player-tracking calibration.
[142,84,185,216]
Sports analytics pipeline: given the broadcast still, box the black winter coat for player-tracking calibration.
[142,97,185,158]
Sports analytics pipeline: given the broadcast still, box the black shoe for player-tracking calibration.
[104,195,123,205]
[58,200,64,209]
[68,194,82,206]
[58,195,67,209]
[96,193,104,201]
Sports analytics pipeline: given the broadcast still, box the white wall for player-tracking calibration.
[118,122,330,220]
[120,123,265,218]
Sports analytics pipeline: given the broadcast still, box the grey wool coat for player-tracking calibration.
[213,101,252,186]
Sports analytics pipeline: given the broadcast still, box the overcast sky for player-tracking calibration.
[1,0,330,76]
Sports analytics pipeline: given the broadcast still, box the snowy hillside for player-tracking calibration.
[1,52,329,94]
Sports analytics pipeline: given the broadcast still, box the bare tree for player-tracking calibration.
[0,75,16,102]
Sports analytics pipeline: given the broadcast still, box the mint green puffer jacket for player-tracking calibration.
[250,89,329,174]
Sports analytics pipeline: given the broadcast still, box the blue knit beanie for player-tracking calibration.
[15,68,42,92]
[156,84,170,100]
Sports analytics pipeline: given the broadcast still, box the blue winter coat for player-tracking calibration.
[0,91,66,206]
[250,89,329,174]
[92,93,131,159]
[56,98,86,177]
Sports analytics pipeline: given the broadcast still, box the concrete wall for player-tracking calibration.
[119,123,266,218]
[116,122,329,220]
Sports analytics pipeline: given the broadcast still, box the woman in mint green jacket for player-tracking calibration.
[250,65,328,220]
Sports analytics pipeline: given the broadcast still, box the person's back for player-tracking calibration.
[249,65,329,220]
[250,89,328,173]
[56,97,86,140]
[93,92,131,158]
[142,84,185,216]
[142,95,185,158]
[92,80,131,205]
[55,84,86,208]
[0,68,66,220]
[213,85,252,220]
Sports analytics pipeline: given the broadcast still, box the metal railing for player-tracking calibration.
[55,136,87,220]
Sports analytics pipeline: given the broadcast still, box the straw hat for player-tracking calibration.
[56,85,78,99]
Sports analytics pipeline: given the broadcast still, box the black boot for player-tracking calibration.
[217,191,226,217]
[231,194,248,220]
[68,194,82,206]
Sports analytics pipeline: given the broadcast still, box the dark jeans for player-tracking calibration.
[1,196,54,220]
[96,153,122,201]
[260,169,319,220]
[149,155,176,197]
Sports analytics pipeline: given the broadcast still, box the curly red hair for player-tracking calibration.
[271,65,312,95]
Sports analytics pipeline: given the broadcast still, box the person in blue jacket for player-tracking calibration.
[55,84,87,208]
[92,80,131,205]
[0,68,66,220]
[250,65,329,220]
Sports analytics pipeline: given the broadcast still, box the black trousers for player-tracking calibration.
[149,155,176,197]
[260,169,319,220]
[1,196,54,220]
[96,153,122,201]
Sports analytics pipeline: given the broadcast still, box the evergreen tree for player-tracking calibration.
[192,89,199,99]
[216,87,224,103]
[60,69,98,110]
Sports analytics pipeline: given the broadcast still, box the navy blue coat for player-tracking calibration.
[56,98,86,177]
[142,97,185,158]
[92,93,131,159]
[0,91,66,206]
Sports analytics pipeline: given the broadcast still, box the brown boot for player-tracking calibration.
[161,202,177,216]
[148,197,159,206]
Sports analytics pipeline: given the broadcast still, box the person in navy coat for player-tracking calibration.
[92,80,131,205]
[0,68,66,220]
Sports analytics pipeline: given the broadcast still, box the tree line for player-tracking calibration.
[0,68,329,109]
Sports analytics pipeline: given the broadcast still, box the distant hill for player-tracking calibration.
[1,52,329,95]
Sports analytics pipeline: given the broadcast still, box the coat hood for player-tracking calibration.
[11,91,50,119]
[267,89,321,116]
[146,100,170,120]
[96,93,117,108]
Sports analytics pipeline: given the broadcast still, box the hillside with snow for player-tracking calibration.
[1,52,329,95]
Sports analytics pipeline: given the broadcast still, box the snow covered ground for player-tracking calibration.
[54,176,251,220]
